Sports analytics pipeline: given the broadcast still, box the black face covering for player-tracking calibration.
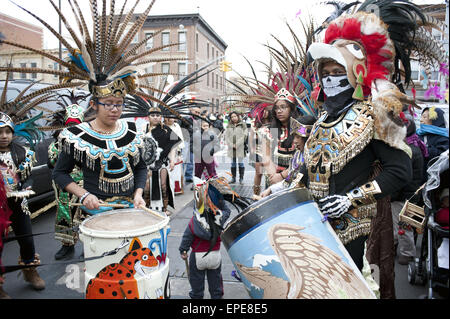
[321,75,355,118]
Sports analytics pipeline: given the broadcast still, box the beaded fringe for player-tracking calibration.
[99,176,134,194]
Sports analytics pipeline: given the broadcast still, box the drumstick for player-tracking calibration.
[138,205,166,219]
[69,203,129,208]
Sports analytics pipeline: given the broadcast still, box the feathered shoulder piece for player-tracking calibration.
[2,0,182,102]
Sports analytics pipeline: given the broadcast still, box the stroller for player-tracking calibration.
[407,150,449,299]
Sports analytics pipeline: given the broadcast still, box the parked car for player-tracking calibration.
[0,79,89,206]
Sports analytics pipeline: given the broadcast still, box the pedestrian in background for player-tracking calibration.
[224,112,248,184]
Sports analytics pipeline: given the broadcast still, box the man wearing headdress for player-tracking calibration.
[304,0,446,297]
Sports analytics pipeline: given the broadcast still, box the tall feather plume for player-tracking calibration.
[48,0,83,50]
[109,0,156,73]
[90,0,101,71]
[11,1,77,56]
[116,0,155,54]
[104,0,116,68]
[70,0,97,70]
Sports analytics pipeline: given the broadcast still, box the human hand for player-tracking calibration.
[269,173,283,185]
[317,195,352,219]
[260,189,271,198]
[134,194,146,209]
[180,251,188,260]
[82,194,100,210]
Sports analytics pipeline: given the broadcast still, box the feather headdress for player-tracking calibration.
[38,89,90,136]
[0,75,55,148]
[307,0,443,150]
[224,19,319,121]
[123,61,215,124]
[2,0,183,101]
[311,0,447,90]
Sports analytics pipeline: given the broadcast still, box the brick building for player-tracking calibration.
[138,14,228,113]
[0,13,68,84]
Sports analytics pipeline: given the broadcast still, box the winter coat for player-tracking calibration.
[417,107,449,176]
[225,121,248,159]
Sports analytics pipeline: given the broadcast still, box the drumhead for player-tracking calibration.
[80,208,169,238]
[221,188,312,250]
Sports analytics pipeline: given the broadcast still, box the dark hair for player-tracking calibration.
[255,107,274,129]
[229,112,241,123]
[270,100,300,147]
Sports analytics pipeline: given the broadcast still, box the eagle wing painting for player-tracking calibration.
[236,223,374,299]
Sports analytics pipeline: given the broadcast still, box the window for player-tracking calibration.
[216,74,219,90]
[20,63,27,79]
[54,62,59,79]
[207,43,209,59]
[211,72,214,88]
[178,62,187,79]
[145,32,154,49]
[411,71,419,81]
[178,31,186,52]
[162,32,170,51]
[31,63,37,79]
[196,33,199,52]
[206,71,209,86]
[161,63,170,73]
[145,65,154,82]
[161,63,170,82]
[8,63,13,80]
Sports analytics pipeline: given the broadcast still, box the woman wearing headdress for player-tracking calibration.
[224,19,318,189]
[0,1,185,214]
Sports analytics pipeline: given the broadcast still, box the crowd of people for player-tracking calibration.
[0,0,449,300]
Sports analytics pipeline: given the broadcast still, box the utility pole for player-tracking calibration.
[58,0,62,83]
[439,0,449,103]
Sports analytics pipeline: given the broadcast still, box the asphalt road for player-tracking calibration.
[1,153,439,300]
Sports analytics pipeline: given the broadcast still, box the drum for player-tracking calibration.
[222,188,376,299]
[79,208,171,299]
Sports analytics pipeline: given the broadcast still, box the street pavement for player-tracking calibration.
[1,152,436,299]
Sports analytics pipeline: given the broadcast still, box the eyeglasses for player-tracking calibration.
[97,101,124,110]
[274,105,290,112]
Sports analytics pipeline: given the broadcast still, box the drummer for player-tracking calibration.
[52,82,147,214]
[260,115,316,198]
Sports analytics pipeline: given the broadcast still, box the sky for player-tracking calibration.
[1,0,446,78]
